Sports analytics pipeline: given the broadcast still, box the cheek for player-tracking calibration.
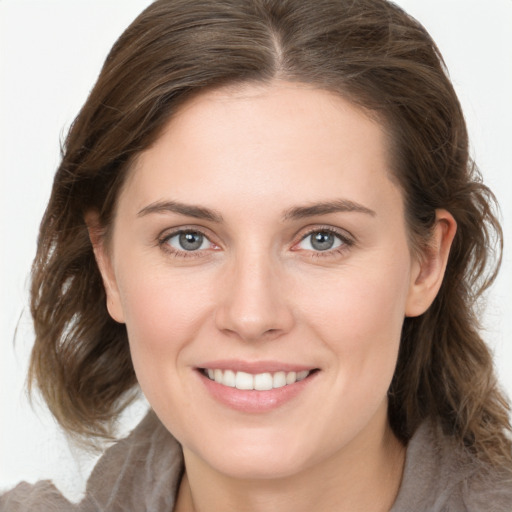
[119,266,209,338]
[116,269,213,388]
[296,256,411,372]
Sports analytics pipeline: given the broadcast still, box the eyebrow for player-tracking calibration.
[137,200,224,223]
[137,198,376,223]
[282,199,376,220]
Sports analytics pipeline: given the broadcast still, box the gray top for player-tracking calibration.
[2,411,511,511]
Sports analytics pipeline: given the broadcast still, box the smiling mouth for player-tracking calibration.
[200,368,318,391]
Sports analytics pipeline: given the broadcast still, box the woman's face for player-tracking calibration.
[97,82,436,479]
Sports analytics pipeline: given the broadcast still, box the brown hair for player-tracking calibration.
[29,0,511,466]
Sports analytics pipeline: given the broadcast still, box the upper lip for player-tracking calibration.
[197,359,317,374]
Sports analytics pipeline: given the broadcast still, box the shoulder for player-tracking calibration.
[1,411,184,512]
[80,410,183,511]
[0,480,75,512]
[392,421,512,512]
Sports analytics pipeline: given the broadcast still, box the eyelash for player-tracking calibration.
[294,226,354,259]
[158,226,354,259]
[158,228,218,259]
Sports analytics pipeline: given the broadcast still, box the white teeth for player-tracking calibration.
[254,373,273,391]
[235,371,254,390]
[273,371,287,388]
[285,371,297,385]
[223,369,236,387]
[204,368,312,389]
[297,370,309,381]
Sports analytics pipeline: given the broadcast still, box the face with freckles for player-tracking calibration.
[93,82,454,480]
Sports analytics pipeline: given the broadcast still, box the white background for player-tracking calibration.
[1,0,511,501]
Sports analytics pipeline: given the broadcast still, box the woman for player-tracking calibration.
[2,0,511,510]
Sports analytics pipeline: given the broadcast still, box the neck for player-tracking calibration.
[174,413,406,512]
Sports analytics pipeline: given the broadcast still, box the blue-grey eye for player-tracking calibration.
[167,231,210,251]
[298,231,343,251]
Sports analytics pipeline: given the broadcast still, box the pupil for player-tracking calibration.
[179,232,203,251]
[311,232,334,251]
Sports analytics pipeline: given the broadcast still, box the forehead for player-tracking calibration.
[119,81,400,219]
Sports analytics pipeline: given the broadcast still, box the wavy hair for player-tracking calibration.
[29,0,511,466]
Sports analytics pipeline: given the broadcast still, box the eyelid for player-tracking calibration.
[166,231,212,251]
[156,224,355,259]
[158,225,221,257]
[291,225,355,252]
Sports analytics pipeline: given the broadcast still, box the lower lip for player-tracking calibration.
[198,370,317,413]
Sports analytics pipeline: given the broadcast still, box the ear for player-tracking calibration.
[405,209,457,317]
[85,211,125,323]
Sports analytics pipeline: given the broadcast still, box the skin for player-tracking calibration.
[90,81,456,512]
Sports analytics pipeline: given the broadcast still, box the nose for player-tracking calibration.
[215,250,294,342]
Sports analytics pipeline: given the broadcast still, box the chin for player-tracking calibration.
[185,425,326,481]
[208,449,308,480]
